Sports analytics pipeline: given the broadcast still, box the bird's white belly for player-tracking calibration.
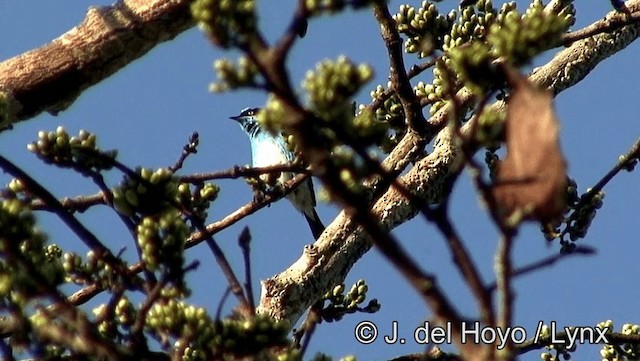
[252,141,288,167]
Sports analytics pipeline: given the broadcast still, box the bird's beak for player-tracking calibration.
[229,115,240,121]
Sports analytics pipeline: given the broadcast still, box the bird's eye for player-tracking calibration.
[239,108,260,117]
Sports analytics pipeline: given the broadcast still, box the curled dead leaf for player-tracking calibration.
[492,68,567,224]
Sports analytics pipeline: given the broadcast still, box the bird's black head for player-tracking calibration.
[230,107,262,136]
[229,107,261,121]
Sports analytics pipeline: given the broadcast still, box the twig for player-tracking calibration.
[130,273,169,350]
[486,246,595,292]
[238,227,256,310]
[562,137,640,236]
[495,234,515,360]
[561,8,640,45]
[179,163,309,183]
[274,0,310,56]
[28,163,309,212]
[169,132,199,173]
[186,173,310,246]
[367,59,437,113]
[298,301,322,357]
[372,1,427,133]
[29,192,105,211]
[205,236,250,312]
[425,205,495,327]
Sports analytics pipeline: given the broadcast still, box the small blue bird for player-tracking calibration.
[230,107,325,239]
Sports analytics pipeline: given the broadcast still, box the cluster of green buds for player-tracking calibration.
[370,84,403,126]
[394,2,456,56]
[599,321,640,361]
[210,56,259,93]
[303,56,373,121]
[397,0,575,116]
[146,299,215,348]
[92,296,137,337]
[178,182,219,224]
[538,323,580,361]
[440,0,506,96]
[444,0,513,53]
[487,0,575,66]
[146,300,290,360]
[369,86,405,154]
[321,279,380,322]
[62,250,119,290]
[27,127,116,172]
[209,314,291,358]
[112,167,179,217]
[427,57,454,115]
[136,209,189,281]
[0,198,63,303]
[333,146,369,195]
[191,0,257,48]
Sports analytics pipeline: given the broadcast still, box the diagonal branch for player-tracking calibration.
[0,0,194,125]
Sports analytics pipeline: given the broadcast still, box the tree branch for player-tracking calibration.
[0,0,194,125]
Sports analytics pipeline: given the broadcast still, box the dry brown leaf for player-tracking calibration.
[492,68,567,224]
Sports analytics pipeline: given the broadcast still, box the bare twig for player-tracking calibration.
[372,1,428,133]
[367,59,437,113]
[205,235,251,312]
[486,246,596,292]
[186,173,310,246]
[179,163,309,183]
[425,205,495,327]
[238,227,256,311]
[274,0,310,56]
[170,132,200,173]
[495,234,515,360]
[561,8,640,45]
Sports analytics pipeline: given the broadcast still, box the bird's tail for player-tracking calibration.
[304,208,325,239]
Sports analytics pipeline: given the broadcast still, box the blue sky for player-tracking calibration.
[0,1,638,360]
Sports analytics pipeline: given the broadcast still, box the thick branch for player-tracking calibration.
[0,0,194,125]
